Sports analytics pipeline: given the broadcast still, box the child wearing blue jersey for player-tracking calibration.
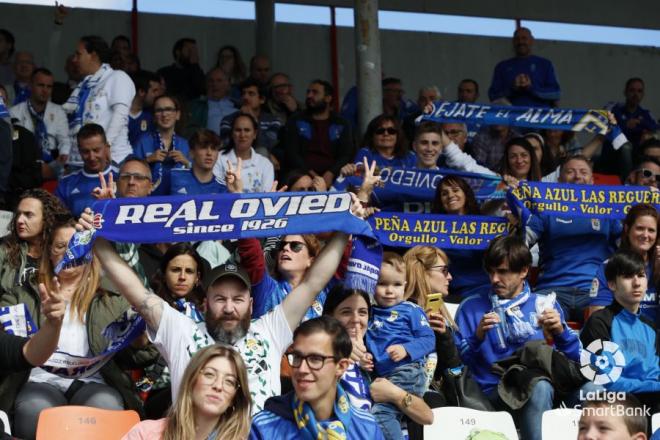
[169,129,227,195]
[589,203,659,322]
[366,252,435,440]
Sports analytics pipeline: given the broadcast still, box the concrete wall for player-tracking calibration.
[1,3,659,116]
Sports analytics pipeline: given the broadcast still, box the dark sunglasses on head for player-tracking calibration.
[277,240,306,253]
[638,168,660,183]
[375,127,397,135]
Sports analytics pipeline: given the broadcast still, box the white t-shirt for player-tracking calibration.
[149,300,292,413]
[29,303,104,391]
[213,147,274,193]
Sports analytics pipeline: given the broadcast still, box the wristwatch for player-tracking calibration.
[401,392,413,409]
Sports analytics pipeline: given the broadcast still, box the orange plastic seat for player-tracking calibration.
[35,406,140,440]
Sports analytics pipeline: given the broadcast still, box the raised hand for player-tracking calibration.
[268,180,288,193]
[92,172,116,199]
[39,278,65,326]
[225,158,244,193]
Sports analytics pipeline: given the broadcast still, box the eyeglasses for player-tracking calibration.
[375,127,397,136]
[428,265,450,276]
[638,168,660,183]
[154,107,177,114]
[119,172,151,182]
[198,368,239,392]
[277,240,306,253]
[286,352,337,370]
[271,83,291,89]
[445,129,466,136]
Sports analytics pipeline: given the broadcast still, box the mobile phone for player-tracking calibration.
[425,293,443,315]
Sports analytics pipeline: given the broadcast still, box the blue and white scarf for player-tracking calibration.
[421,100,612,135]
[174,298,204,323]
[151,130,178,192]
[292,384,352,440]
[492,283,536,345]
[0,96,9,120]
[0,303,145,378]
[332,167,505,212]
[13,82,30,105]
[56,192,382,293]
[27,100,52,161]
[63,63,112,134]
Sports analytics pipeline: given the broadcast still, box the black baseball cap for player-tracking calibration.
[204,263,251,292]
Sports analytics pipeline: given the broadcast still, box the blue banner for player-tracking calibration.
[369,213,511,249]
[0,304,145,378]
[507,181,660,222]
[332,167,505,212]
[421,100,611,134]
[60,192,382,293]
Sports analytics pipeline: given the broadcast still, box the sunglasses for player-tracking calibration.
[638,168,660,183]
[375,127,397,136]
[277,240,306,253]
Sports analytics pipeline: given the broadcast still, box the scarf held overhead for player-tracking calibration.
[58,192,382,293]
[506,181,660,225]
[421,100,611,134]
[369,213,510,249]
[332,167,506,210]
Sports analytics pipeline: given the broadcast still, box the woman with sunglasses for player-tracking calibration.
[588,203,659,321]
[238,232,344,320]
[123,344,251,440]
[134,94,191,195]
[340,114,415,177]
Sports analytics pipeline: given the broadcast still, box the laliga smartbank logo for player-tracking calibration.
[579,339,625,385]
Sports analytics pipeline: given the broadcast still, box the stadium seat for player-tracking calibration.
[541,408,581,439]
[425,406,519,439]
[35,406,139,440]
[0,409,10,435]
[652,412,659,435]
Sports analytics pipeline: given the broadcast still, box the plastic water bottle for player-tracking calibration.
[488,295,508,353]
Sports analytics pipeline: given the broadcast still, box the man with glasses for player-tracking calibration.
[626,156,660,189]
[250,316,384,439]
[455,235,580,440]
[265,72,300,125]
[55,123,117,217]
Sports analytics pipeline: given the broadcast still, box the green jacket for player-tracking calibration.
[0,241,36,303]
[0,271,158,417]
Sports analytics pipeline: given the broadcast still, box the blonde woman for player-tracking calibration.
[403,246,461,376]
[0,217,154,440]
[123,344,251,440]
